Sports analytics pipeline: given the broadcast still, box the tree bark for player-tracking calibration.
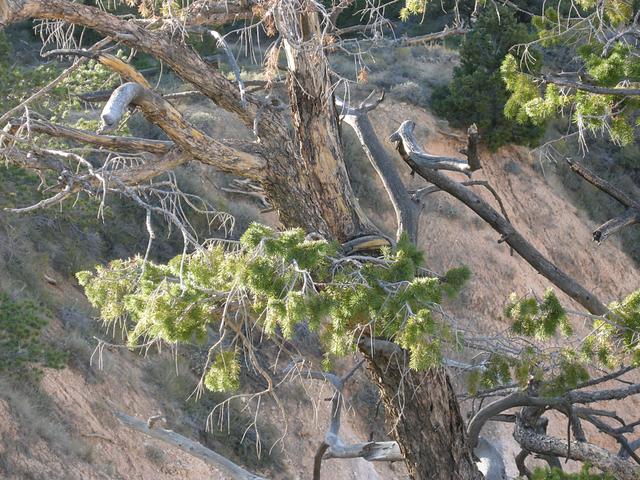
[359,341,483,480]
[390,120,607,317]
[272,1,374,240]
[2,2,482,478]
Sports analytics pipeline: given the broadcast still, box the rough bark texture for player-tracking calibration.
[275,3,374,240]
[359,343,483,480]
[5,0,371,240]
[514,419,640,479]
[101,83,266,178]
[2,3,485,479]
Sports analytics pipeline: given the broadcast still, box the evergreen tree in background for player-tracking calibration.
[2,0,640,478]
[432,6,546,150]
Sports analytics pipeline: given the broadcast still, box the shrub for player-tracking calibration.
[0,292,67,377]
[432,6,546,150]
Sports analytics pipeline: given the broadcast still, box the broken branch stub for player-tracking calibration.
[390,119,607,316]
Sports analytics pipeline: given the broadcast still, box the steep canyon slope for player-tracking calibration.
[1,48,639,479]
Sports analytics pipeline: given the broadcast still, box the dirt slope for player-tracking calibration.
[2,81,639,479]
[366,102,640,476]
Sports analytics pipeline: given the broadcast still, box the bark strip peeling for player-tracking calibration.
[100,83,266,178]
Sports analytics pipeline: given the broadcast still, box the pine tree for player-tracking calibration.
[432,6,546,150]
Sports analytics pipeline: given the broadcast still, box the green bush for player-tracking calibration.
[0,292,67,376]
[432,6,546,150]
[530,465,614,479]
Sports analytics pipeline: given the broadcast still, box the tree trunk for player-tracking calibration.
[270,2,374,241]
[1,2,483,478]
[360,343,483,479]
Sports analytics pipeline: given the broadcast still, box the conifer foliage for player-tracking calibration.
[432,6,546,150]
[77,223,471,392]
[501,0,640,145]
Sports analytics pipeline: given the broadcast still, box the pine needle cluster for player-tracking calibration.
[77,223,470,392]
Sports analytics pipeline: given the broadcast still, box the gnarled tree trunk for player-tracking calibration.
[0,1,480,478]
[360,342,483,480]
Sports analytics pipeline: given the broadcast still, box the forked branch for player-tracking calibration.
[336,93,419,242]
[390,120,607,316]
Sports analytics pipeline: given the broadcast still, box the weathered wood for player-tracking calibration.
[100,83,266,178]
[6,0,378,242]
[566,158,638,209]
[115,411,267,480]
[338,94,420,242]
[274,1,375,240]
[324,441,403,461]
[359,339,484,480]
[392,124,472,174]
[514,419,640,479]
[43,49,151,87]
[18,119,173,154]
[390,120,607,316]
[593,208,640,243]
[566,157,640,243]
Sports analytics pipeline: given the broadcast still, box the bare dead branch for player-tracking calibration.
[579,413,640,464]
[100,82,266,178]
[593,208,640,243]
[221,179,270,209]
[337,26,469,49]
[337,94,419,242]
[515,449,532,479]
[4,0,263,129]
[396,27,470,46]
[570,382,640,404]
[575,365,635,389]
[209,30,247,109]
[6,183,73,213]
[313,442,330,480]
[514,419,640,479]
[543,75,640,96]
[389,121,473,175]
[566,158,639,208]
[115,411,267,480]
[413,178,514,255]
[328,0,358,29]
[323,441,403,461]
[565,158,640,243]
[390,119,607,316]
[12,119,173,154]
[284,359,404,477]
[183,0,255,27]
[466,392,565,448]
[78,89,207,104]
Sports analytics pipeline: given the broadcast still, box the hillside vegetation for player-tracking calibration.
[1,3,640,479]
